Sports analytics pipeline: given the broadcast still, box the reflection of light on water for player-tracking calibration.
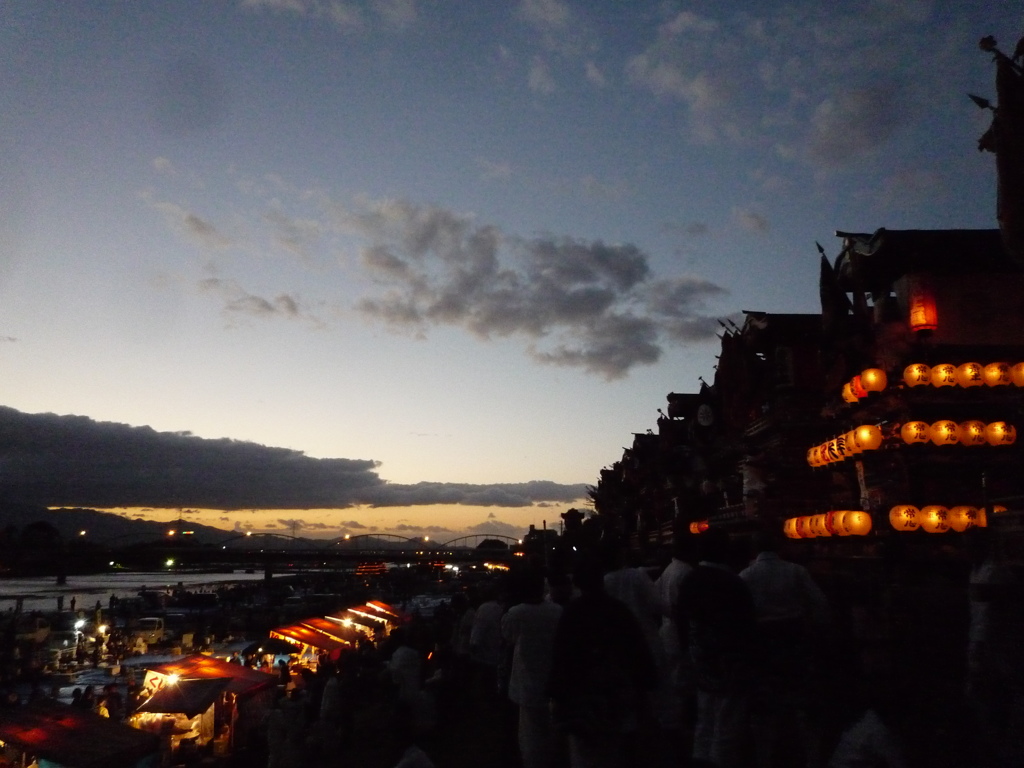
[0,571,279,612]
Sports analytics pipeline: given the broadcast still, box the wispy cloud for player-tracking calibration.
[344,197,727,379]
[198,277,321,326]
[149,180,729,379]
[626,5,962,166]
[240,0,417,31]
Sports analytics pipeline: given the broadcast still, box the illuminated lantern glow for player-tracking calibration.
[985,421,1017,446]
[845,430,863,454]
[783,518,800,539]
[861,368,887,392]
[854,425,883,452]
[889,505,920,531]
[920,505,950,533]
[826,439,842,463]
[837,433,856,459]
[812,514,831,537]
[950,506,979,533]
[958,420,988,447]
[842,382,858,403]
[984,363,1012,387]
[824,511,839,535]
[820,443,833,465]
[688,520,710,535]
[907,273,938,331]
[831,511,849,536]
[904,364,931,387]
[901,421,931,445]
[1012,363,1024,387]
[844,511,873,536]
[931,364,958,387]
[929,420,960,446]
[806,448,821,468]
[977,508,988,528]
[956,362,985,388]
[796,516,815,538]
[850,376,868,399]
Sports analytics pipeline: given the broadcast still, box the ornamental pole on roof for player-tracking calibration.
[975,35,1024,266]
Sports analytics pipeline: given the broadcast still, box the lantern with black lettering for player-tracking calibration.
[956,362,985,388]
[901,421,930,445]
[930,420,960,446]
[950,506,979,533]
[985,421,1017,446]
[931,364,957,387]
[889,505,920,531]
[904,364,931,387]
[920,505,950,533]
[958,420,987,447]
[984,363,1012,387]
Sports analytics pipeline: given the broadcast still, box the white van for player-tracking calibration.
[137,617,165,644]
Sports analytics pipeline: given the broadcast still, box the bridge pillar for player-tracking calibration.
[264,561,273,581]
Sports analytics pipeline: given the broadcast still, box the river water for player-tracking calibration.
[0,571,276,613]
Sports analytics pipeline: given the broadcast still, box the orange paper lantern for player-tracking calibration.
[984,363,1012,387]
[842,382,858,403]
[796,517,815,538]
[949,506,979,532]
[929,420,960,446]
[907,274,938,331]
[985,422,1017,446]
[831,511,849,536]
[860,368,887,392]
[955,362,985,388]
[901,421,931,444]
[958,420,988,447]
[850,376,868,399]
[904,363,931,387]
[783,518,800,539]
[1012,363,1024,387]
[931,364,957,387]
[844,511,873,536]
[854,425,883,452]
[920,505,950,533]
[889,505,920,531]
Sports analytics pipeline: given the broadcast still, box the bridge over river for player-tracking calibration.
[98,532,524,573]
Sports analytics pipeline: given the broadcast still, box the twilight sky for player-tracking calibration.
[1,1,1020,540]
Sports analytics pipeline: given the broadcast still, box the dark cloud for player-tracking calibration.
[0,407,587,510]
[348,199,726,379]
[467,519,525,537]
[358,480,586,508]
[339,520,369,529]
[388,523,455,534]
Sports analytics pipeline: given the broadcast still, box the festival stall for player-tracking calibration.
[269,622,349,662]
[0,699,159,768]
[144,655,277,751]
[130,675,230,761]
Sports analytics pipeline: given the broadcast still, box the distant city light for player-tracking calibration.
[74,619,85,630]
[165,558,175,567]
[78,530,86,536]
[167,530,176,536]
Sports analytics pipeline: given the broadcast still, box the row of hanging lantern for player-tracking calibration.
[841,368,888,403]
[903,361,1024,388]
[808,419,1017,466]
[807,425,883,466]
[899,419,1016,446]
[889,504,1006,532]
[784,511,873,539]
[688,520,709,535]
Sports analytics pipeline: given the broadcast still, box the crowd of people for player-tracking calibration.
[1,525,1020,768]
[364,525,1021,768]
